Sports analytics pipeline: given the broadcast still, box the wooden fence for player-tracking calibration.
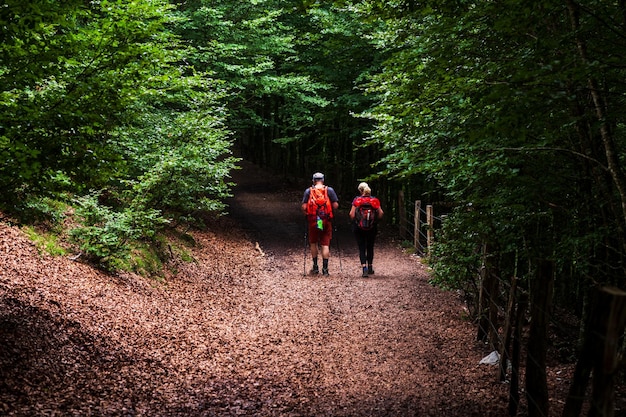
[398,191,441,255]
[397,192,626,416]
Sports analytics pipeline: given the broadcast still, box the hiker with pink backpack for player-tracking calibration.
[349,182,384,277]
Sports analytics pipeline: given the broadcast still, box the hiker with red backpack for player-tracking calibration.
[349,182,384,277]
[301,172,339,275]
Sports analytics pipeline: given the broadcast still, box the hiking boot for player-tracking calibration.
[362,267,369,278]
[368,266,374,275]
[322,268,329,276]
[311,265,319,275]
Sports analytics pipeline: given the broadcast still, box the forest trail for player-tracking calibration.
[220,160,509,416]
[0,160,510,416]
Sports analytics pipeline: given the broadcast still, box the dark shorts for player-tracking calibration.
[308,220,333,246]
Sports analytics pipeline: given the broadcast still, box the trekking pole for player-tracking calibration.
[303,221,308,276]
[333,220,343,273]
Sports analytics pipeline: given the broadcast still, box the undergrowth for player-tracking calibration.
[9,195,200,278]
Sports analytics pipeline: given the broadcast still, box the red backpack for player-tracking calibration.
[307,186,333,220]
[354,196,379,230]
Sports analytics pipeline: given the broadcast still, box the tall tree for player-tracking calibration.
[360,0,626,300]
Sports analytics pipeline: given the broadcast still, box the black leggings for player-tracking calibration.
[353,225,377,265]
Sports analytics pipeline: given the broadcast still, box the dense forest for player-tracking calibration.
[2,1,626,415]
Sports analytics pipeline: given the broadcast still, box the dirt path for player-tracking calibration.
[222,161,508,416]
[0,160,511,416]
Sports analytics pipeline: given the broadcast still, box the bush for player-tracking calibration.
[16,196,69,229]
[70,193,168,271]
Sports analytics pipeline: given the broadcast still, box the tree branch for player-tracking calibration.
[496,146,609,172]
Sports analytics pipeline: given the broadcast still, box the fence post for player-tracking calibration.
[398,190,407,240]
[426,204,434,254]
[414,200,421,254]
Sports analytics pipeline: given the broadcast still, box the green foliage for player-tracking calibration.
[128,147,236,224]
[70,193,168,271]
[1,0,240,272]
[113,74,239,225]
[172,0,384,188]
[399,239,417,255]
[0,0,181,197]
[5,0,624,298]
[174,0,328,131]
[428,211,482,292]
[131,240,167,279]
[23,226,68,257]
[358,0,626,302]
[15,196,69,228]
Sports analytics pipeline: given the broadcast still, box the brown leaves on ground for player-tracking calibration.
[0,161,588,416]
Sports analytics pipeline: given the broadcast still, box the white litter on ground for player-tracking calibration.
[479,350,500,365]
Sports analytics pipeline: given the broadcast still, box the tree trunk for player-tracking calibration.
[509,291,528,416]
[499,277,519,382]
[477,243,499,350]
[562,286,626,417]
[526,260,554,417]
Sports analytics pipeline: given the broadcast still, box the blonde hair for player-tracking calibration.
[358,182,371,196]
